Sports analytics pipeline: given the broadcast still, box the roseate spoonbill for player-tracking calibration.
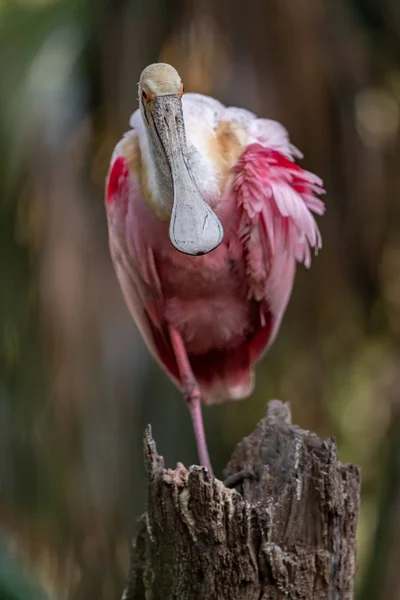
[105,63,325,474]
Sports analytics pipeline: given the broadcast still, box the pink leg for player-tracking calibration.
[169,326,213,474]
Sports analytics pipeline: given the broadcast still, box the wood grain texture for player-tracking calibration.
[123,400,360,599]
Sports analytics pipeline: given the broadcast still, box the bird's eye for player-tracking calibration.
[142,89,148,101]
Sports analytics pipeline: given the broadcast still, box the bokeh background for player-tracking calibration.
[1,0,400,598]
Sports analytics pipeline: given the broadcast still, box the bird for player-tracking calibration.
[105,63,325,474]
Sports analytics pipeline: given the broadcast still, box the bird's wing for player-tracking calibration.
[105,136,180,385]
[224,114,325,361]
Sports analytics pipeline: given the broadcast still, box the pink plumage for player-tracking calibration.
[105,63,325,472]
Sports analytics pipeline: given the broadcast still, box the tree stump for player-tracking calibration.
[123,400,360,599]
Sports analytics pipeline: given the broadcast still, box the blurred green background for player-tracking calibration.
[1,0,400,598]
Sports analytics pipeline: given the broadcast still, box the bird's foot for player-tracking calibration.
[223,469,258,489]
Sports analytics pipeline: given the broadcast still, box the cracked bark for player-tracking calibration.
[122,400,360,599]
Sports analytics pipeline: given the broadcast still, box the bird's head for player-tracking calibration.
[138,63,223,256]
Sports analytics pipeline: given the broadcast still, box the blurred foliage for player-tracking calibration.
[0,537,50,600]
[1,0,400,598]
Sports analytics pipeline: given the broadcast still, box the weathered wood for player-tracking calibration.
[123,400,360,599]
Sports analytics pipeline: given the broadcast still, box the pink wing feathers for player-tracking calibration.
[106,152,180,386]
[231,141,325,363]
